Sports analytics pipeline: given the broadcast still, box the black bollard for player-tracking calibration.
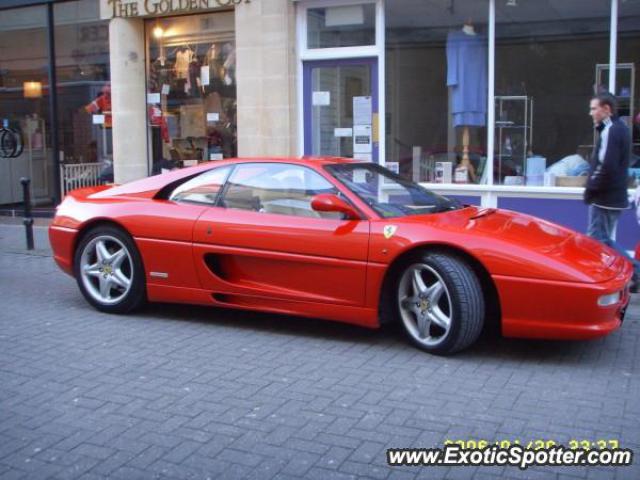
[20,177,34,251]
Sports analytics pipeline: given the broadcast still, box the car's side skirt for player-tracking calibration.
[146,284,380,328]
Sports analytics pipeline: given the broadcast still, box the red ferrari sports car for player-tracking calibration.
[49,157,633,355]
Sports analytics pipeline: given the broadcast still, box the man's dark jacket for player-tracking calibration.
[584,116,630,209]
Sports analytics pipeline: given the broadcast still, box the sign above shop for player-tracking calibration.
[103,0,249,19]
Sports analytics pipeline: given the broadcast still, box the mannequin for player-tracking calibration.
[460,19,476,181]
[446,19,487,183]
[462,19,476,36]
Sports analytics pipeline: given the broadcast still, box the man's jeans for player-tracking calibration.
[587,205,640,280]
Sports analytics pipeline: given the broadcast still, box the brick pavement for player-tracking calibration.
[0,225,639,479]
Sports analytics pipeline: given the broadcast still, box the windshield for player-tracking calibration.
[326,163,461,218]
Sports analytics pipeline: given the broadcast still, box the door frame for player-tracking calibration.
[302,57,379,162]
[295,0,386,165]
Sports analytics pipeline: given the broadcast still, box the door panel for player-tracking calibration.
[193,162,371,307]
[193,208,370,306]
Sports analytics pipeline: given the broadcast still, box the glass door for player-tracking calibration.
[303,58,378,163]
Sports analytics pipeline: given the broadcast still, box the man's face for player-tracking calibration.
[590,99,610,125]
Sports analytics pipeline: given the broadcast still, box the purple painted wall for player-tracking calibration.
[448,195,481,206]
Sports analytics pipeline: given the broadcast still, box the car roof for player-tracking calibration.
[89,157,364,200]
[208,156,362,168]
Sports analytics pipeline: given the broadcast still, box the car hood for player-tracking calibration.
[394,207,624,284]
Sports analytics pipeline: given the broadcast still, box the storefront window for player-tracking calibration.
[385,0,489,184]
[495,1,610,187]
[0,6,51,206]
[307,3,376,49]
[618,0,640,187]
[55,0,111,176]
[146,11,237,174]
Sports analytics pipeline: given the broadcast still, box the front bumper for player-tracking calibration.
[49,225,77,276]
[495,258,633,340]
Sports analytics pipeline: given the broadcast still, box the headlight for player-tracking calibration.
[598,291,621,307]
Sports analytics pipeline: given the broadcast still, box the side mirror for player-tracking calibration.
[311,194,360,220]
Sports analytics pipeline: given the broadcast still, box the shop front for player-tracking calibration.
[97,0,298,184]
[0,0,112,208]
[1,0,638,250]
[295,0,640,249]
[0,0,298,206]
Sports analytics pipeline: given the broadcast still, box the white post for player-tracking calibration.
[482,0,496,208]
[376,0,385,166]
[109,17,148,183]
[609,0,618,94]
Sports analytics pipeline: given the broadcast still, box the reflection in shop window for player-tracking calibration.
[54,0,112,195]
[0,5,51,206]
[495,1,610,187]
[146,11,237,175]
[385,0,489,185]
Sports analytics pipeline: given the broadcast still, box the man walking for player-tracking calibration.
[584,92,639,292]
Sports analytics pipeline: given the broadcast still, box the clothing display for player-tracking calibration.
[175,48,193,79]
[187,59,202,97]
[179,104,206,138]
[148,105,170,143]
[446,28,488,127]
[84,85,112,128]
[148,58,175,94]
[146,13,237,173]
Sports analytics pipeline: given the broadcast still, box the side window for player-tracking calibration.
[169,166,231,204]
[221,163,343,218]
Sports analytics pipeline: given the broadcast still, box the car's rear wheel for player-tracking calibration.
[74,225,146,313]
[396,252,484,355]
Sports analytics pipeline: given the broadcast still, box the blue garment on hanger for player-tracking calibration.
[446,30,488,127]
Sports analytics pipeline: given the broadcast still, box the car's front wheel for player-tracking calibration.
[396,252,484,355]
[74,225,146,313]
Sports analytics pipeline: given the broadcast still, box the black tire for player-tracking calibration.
[393,251,484,355]
[73,225,146,314]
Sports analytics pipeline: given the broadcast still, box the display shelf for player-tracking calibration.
[494,95,534,182]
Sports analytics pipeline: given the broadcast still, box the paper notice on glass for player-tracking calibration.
[92,114,105,125]
[207,112,220,123]
[147,93,160,104]
[209,153,224,160]
[161,84,170,95]
[312,91,330,106]
[353,125,372,154]
[385,162,399,175]
[353,96,372,126]
[183,160,199,167]
[201,66,210,86]
[353,169,368,183]
[383,161,399,183]
[353,153,372,161]
[334,128,353,137]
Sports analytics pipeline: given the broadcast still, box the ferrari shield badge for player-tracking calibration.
[383,225,398,239]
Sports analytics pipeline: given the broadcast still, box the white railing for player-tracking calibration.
[60,162,107,196]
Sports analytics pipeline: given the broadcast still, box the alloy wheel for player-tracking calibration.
[80,235,133,305]
[398,263,453,347]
